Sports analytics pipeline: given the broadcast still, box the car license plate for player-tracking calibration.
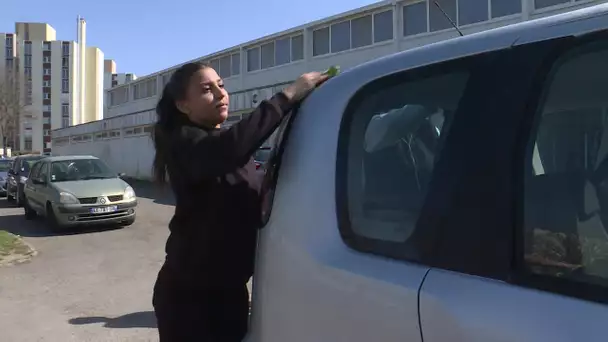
[90,206,118,214]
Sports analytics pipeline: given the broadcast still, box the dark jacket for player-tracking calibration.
[162,92,293,286]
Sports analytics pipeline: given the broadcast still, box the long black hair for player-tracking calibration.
[152,62,209,184]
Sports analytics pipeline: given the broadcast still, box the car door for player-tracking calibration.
[418,14,608,342]
[34,162,51,210]
[248,45,506,341]
[24,162,42,211]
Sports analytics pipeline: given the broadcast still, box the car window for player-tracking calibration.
[0,160,10,172]
[523,39,608,290]
[50,159,115,182]
[335,58,474,261]
[38,163,49,182]
[29,162,42,180]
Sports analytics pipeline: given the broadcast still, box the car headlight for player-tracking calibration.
[19,176,27,184]
[124,186,136,201]
[59,192,79,204]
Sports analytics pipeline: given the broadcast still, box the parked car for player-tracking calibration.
[7,154,45,206]
[0,158,13,196]
[23,155,137,230]
[246,4,608,342]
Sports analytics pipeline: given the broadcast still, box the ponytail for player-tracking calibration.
[152,88,179,184]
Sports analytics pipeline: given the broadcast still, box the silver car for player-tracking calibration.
[247,4,608,342]
[23,155,137,230]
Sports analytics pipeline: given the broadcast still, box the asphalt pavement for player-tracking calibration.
[0,183,174,342]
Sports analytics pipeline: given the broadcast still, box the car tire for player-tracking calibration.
[45,202,62,231]
[24,198,37,220]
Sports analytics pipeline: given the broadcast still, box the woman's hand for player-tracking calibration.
[282,72,330,103]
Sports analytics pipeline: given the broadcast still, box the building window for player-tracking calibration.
[24,55,32,67]
[24,139,32,151]
[24,42,32,55]
[43,42,51,51]
[313,27,330,56]
[331,20,351,53]
[336,56,471,258]
[373,10,394,43]
[247,47,260,72]
[291,35,304,61]
[61,103,69,116]
[43,56,51,63]
[313,10,394,57]
[260,42,275,69]
[231,53,241,75]
[219,55,232,78]
[62,57,69,68]
[109,86,129,106]
[62,118,69,128]
[43,80,50,87]
[430,0,457,32]
[61,68,69,78]
[132,78,157,100]
[351,15,373,48]
[403,0,521,37]
[275,37,291,66]
[43,117,50,124]
[43,68,51,75]
[43,93,50,100]
[43,105,51,112]
[62,79,69,93]
[62,42,70,55]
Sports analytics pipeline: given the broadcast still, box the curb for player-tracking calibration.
[0,235,38,268]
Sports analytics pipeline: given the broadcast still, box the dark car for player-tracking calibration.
[7,155,45,207]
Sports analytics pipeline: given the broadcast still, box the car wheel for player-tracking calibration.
[24,198,37,220]
[45,202,62,231]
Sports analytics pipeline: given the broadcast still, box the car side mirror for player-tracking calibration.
[118,172,126,178]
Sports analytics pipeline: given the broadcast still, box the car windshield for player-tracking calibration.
[254,148,272,163]
[0,160,11,172]
[50,159,116,182]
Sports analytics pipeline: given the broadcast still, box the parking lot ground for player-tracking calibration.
[0,183,174,342]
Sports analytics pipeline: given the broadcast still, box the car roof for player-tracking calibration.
[42,155,99,162]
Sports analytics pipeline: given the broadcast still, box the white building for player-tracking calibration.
[52,0,606,179]
[0,20,105,154]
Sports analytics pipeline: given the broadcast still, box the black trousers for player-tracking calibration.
[153,264,250,342]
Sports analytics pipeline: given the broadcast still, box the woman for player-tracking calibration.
[151,61,329,341]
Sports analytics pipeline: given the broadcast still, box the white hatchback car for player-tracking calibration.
[247,3,608,342]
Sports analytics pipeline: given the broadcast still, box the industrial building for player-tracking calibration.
[52,0,605,179]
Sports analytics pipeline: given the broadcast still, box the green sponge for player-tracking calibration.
[325,65,340,77]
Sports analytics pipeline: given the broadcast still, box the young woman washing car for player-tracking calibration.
[151,61,329,341]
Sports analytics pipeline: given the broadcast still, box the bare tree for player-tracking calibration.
[0,67,26,154]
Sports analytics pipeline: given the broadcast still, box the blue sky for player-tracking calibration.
[1,0,378,76]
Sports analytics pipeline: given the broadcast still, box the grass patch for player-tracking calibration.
[0,230,30,260]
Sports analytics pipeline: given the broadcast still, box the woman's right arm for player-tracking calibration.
[171,72,329,181]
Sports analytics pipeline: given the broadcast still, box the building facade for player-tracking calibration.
[0,20,105,154]
[52,0,607,179]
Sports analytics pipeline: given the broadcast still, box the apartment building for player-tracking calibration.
[52,0,607,179]
[0,20,104,154]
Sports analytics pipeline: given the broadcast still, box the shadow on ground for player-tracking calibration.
[124,178,174,206]
[0,199,123,238]
[68,311,157,329]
